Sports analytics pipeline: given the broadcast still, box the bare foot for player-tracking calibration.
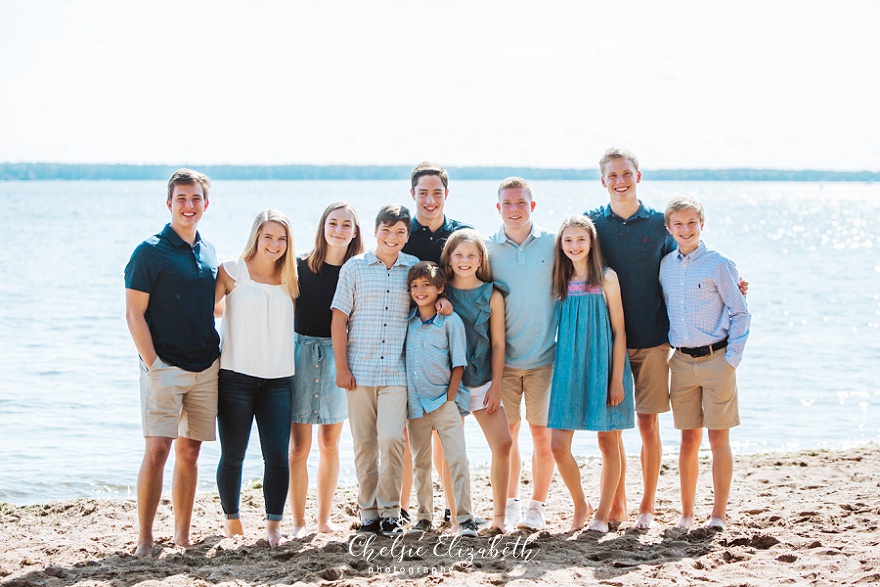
[290,523,307,539]
[267,521,286,547]
[134,541,154,559]
[704,516,726,530]
[317,520,340,533]
[570,500,595,531]
[224,518,244,538]
[634,513,654,530]
[609,506,628,525]
[491,514,512,534]
[173,532,192,548]
[676,515,695,530]
[586,519,609,534]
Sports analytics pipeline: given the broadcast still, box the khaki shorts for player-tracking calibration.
[139,357,219,441]
[628,343,672,414]
[500,364,553,426]
[669,349,740,430]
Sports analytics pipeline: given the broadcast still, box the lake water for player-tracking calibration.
[0,179,877,506]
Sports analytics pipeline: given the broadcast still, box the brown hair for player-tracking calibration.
[552,215,605,300]
[305,202,364,273]
[241,209,299,300]
[167,168,211,201]
[440,228,493,283]
[410,162,449,190]
[407,261,447,289]
[599,147,639,175]
[375,204,411,231]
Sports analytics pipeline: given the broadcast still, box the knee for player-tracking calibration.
[550,437,568,461]
[175,443,201,466]
[637,414,659,437]
[144,443,171,465]
[495,434,513,458]
[597,433,618,455]
[317,431,339,455]
[378,430,405,453]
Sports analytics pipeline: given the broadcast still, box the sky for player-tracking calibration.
[1,0,878,171]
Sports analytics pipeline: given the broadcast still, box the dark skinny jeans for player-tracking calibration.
[216,369,292,521]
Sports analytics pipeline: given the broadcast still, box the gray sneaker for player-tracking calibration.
[408,519,433,534]
[458,519,479,537]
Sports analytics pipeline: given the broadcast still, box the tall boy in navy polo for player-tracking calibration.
[330,204,418,537]
[124,169,220,559]
[402,161,472,264]
[487,177,557,531]
[400,161,473,523]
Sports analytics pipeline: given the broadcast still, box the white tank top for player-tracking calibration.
[219,258,295,378]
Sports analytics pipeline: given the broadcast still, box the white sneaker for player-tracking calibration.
[505,498,522,528]
[517,500,546,531]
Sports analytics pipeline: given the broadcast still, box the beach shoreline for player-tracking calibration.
[2,445,878,586]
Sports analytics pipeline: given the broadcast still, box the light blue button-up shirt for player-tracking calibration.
[331,250,419,387]
[405,310,470,418]
[659,242,751,368]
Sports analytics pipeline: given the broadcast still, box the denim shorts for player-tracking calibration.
[291,334,348,424]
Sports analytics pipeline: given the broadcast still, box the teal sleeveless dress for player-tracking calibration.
[547,279,635,431]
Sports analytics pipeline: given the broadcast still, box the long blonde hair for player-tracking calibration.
[305,202,364,273]
[440,228,493,283]
[552,215,605,300]
[241,209,299,300]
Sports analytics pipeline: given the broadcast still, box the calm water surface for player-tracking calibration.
[0,180,877,505]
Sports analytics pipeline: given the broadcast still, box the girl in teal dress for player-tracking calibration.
[440,229,514,533]
[548,215,634,533]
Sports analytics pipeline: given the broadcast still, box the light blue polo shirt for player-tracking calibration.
[486,223,557,370]
[405,311,470,418]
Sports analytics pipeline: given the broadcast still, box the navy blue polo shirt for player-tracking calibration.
[586,203,677,349]
[402,216,473,264]
[124,223,220,372]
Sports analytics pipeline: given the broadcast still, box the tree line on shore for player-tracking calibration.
[1,163,877,182]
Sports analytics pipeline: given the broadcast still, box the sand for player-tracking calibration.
[2,444,879,586]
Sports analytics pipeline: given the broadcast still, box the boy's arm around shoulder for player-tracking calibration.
[446,313,468,402]
[331,309,356,390]
[716,257,751,369]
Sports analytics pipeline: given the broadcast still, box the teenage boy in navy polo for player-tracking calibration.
[660,196,750,530]
[400,161,474,525]
[124,169,220,558]
[330,204,419,537]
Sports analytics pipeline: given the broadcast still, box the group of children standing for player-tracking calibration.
[125,150,751,557]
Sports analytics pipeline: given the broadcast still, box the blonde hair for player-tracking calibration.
[599,147,639,175]
[440,229,493,283]
[241,209,299,300]
[305,202,364,273]
[664,196,705,224]
[552,215,605,300]
[497,176,533,200]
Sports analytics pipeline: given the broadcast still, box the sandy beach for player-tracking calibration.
[2,444,878,586]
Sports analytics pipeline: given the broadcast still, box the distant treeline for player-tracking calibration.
[0,163,877,182]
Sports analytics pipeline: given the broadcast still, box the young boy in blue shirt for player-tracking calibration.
[405,261,478,537]
[659,196,751,531]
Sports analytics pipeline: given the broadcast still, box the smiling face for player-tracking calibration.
[447,240,483,279]
[411,174,448,227]
[255,220,288,262]
[560,225,592,264]
[167,182,208,233]
[666,207,703,255]
[497,187,535,232]
[601,157,641,204]
[324,207,357,251]
[374,220,410,260]
[409,276,443,309]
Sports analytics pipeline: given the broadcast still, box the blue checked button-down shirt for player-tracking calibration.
[331,250,419,387]
[405,310,470,419]
[659,242,751,368]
